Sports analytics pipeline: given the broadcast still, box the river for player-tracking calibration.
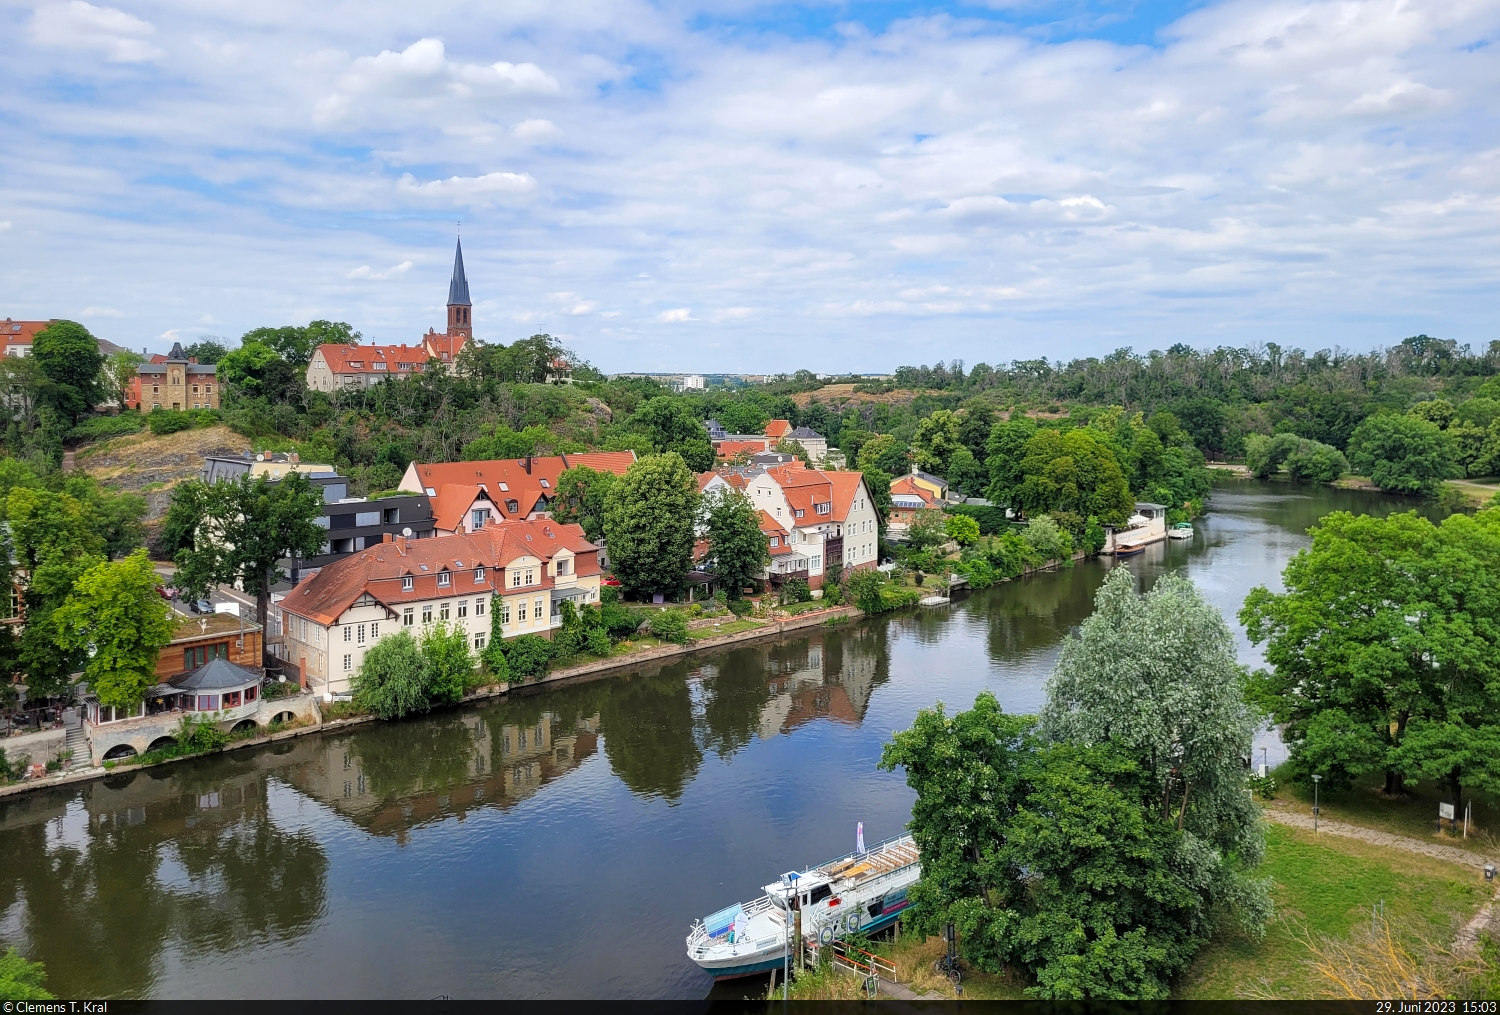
[0,479,1446,999]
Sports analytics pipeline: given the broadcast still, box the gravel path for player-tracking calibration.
[1261,807,1497,869]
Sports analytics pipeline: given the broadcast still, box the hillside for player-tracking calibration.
[77,424,251,525]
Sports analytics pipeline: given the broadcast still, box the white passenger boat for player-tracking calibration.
[686,830,921,980]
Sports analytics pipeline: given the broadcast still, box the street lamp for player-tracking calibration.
[1311,774,1322,833]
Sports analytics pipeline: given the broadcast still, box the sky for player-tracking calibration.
[2,0,1498,373]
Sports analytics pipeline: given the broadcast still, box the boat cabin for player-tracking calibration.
[766,872,834,913]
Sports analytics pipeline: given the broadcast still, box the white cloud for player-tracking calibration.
[397,172,536,204]
[515,118,561,142]
[347,260,414,280]
[160,329,179,341]
[31,1,163,63]
[6,0,1500,371]
[80,306,123,317]
[315,38,559,126]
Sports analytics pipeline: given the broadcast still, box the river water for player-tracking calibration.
[0,480,1442,999]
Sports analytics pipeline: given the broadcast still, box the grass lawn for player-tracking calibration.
[779,600,830,615]
[1178,821,1487,998]
[702,618,763,636]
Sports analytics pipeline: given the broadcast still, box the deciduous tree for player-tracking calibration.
[603,452,699,598]
[31,321,104,423]
[631,397,714,472]
[420,622,473,706]
[54,550,174,710]
[703,488,769,599]
[1346,414,1457,495]
[551,466,617,542]
[353,630,428,719]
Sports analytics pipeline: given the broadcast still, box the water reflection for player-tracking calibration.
[0,760,328,998]
[0,479,1440,999]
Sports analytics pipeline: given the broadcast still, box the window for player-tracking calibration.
[471,509,488,529]
[383,507,400,525]
[198,695,219,711]
[474,633,486,650]
[505,499,519,514]
[422,605,433,624]
[534,599,544,620]
[539,478,550,489]
[795,508,805,518]
[440,602,450,621]
[438,570,451,587]
[403,607,414,626]
[475,598,486,616]
[245,684,257,702]
[357,624,366,644]
[192,385,199,394]
[458,601,468,619]
[474,567,485,583]
[343,654,352,671]
[511,570,522,588]
[556,558,571,576]
[371,621,379,638]
[206,384,213,393]
[501,602,512,624]
[344,626,352,643]
[527,569,536,585]
[769,536,779,547]
[223,690,241,708]
[402,576,413,591]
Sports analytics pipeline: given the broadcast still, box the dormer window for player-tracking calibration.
[474,567,485,583]
[402,576,414,591]
[438,571,451,587]
[505,500,519,514]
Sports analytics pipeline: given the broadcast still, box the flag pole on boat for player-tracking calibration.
[857,821,865,856]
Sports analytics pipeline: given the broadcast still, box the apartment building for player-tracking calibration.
[277,519,601,697]
[743,464,880,587]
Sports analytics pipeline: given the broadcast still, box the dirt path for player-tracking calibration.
[1262,808,1497,869]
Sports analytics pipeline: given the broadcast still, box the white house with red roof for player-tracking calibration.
[398,451,638,536]
[277,518,602,697]
[743,463,879,588]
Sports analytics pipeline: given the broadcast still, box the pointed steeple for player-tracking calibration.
[447,238,471,307]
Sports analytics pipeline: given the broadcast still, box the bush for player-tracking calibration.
[727,597,753,618]
[945,503,1011,535]
[646,608,690,644]
[1083,516,1107,556]
[1023,515,1072,563]
[500,634,556,681]
[148,407,220,436]
[69,414,145,441]
[823,582,843,606]
[584,627,612,656]
[945,513,981,546]
[780,578,812,604]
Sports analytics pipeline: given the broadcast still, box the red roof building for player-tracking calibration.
[399,452,638,535]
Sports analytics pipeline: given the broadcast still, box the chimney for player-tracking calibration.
[394,535,408,555]
[382,533,394,543]
[523,456,532,475]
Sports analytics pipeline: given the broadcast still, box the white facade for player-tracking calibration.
[745,470,880,582]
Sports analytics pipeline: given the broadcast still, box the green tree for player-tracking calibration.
[31,320,105,423]
[631,397,714,472]
[945,446,987,496]
[1041,567,1265,862]
[184,338,230,364]
[500,633,555,680]
[602,453,699,599]
[420,622,473,706]
[481,602,512,682]
[242,320,358,367]
[461,423,555,461]
[353,630,428,719]
[171,472,327,631]
[910,409,963,476]
[845,568,886,614]
[857,433,909,475]
[957,402,996,460]
[551,466,617,542]
[1242,509,1500,796]
[1283,438,1348,483]
[1012,427,1132,525]
[906,508,949,551]
[102,349,144,409]
[862,466,894,535]
[1021,514,1071,562]
[984,416,1039,510]
[0,947,54,1000]
[5,486,105,699]
[703,488,769,599]
[54,550,174,711]
[1346,414,1457,496]
[945,512,980,546]
[218,341,302,404]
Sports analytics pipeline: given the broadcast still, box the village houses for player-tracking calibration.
[277,518,602,699]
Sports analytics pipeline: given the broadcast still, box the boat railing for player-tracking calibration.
[814,832,916,875]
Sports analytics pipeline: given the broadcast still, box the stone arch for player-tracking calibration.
[146,736,178,754]
[230,719,258,734]
[103,743,138,761]
[271,711,296,725]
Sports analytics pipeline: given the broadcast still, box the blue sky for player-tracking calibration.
[2,0,1498,372]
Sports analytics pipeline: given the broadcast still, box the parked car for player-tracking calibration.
[601,576,622,587]
[155,584,175,600]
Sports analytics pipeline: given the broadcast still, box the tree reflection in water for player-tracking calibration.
[0,759,328,998]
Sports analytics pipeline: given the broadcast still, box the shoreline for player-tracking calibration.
[0,604,864,801]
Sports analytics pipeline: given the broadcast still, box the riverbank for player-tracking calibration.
[0,603,865,800]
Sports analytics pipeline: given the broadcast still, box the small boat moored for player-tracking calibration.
[1168,522,1194,540]
[686,830,921,980]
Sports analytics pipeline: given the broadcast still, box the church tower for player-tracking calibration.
[446,237,472,340]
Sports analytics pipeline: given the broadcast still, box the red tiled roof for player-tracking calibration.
[316,343,430,375]
[764,419,792,440]
[431,484,491,534]
[279,520,598,626]
[825,471,869,523]
[423,330,468,363]
[407,452,637,532]
[890,475,936,505]
[758,510,788,537]
[715,439,768,459]
[1,320,55,349]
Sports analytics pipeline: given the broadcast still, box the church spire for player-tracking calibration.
[447,237,471,307]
